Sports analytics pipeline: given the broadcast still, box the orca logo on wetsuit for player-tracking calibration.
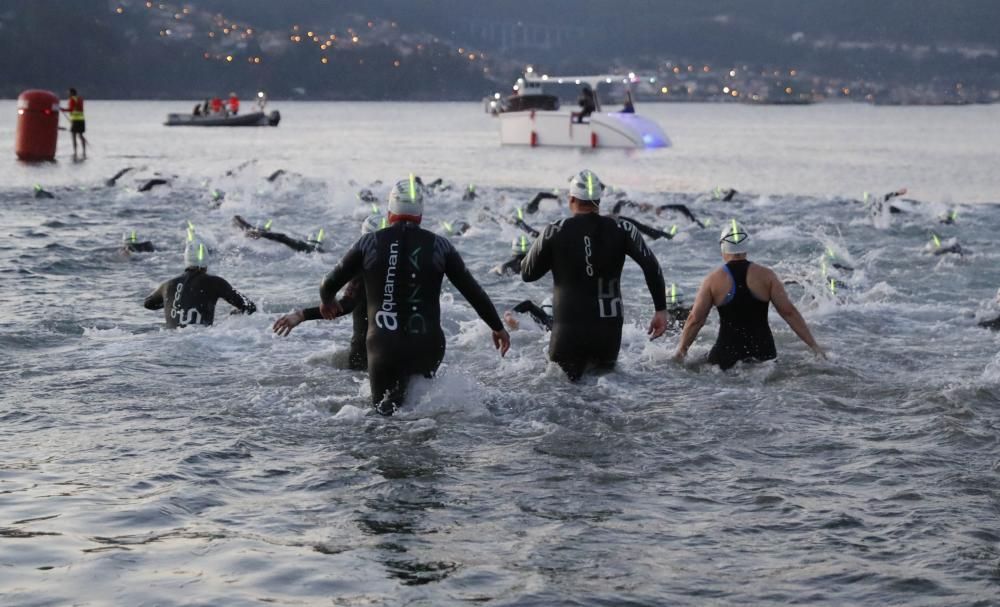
[583,236,594,277]
[597,278,623,318]
[375,241,399,331]
[169,282,203,326]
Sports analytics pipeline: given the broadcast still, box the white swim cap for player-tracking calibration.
[184,239,211,269]
[361,214,386,235]
[719,219,749,255]
[511,234,532,255]
[387,175,424,218]
[568,169,604,203]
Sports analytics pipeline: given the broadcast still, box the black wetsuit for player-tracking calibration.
[978,316,1000,331]
[144,268,256,328]
[521,213,667,380]
[233,216,321,253]
[524,192,560,214]
[122,241,156,254]
[708,260,776,370]
[512,300,553,331]
[495,254,526,276]
[320,221,504,413]
[302,277,368,370]
[616,216,674,241]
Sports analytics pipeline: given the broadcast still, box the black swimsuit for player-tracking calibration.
[708,260,776,369]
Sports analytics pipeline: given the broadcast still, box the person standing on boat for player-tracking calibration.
[521,169,669,381]
[318,177,510,415]
[61,88,87,160]
[573,85,597,123]
[228,93,240,116]
[621,89,635,114]
[673,221,825,369]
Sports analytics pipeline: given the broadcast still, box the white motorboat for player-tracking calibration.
[493,74,670,149]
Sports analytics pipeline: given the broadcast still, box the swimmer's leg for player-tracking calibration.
[557,359,586,382]
[369,364,407,416]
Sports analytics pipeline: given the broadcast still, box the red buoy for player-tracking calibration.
[15,90,59,161]
[530,131,538,147]
[591,132,599,148]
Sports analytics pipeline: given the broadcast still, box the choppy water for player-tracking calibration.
[2,102,1000,605]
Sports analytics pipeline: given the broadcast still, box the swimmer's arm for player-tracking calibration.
[143,284,165,310]
[674,276,714,360]
[320,241,364,306]
[769,271,825,357]
[499,256,522,275]
[622,222,667,311]
[215,277,256,315]
[520,226,553,282]
[336,276,364,315]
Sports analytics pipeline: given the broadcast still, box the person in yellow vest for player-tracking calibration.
[61,88,87,160]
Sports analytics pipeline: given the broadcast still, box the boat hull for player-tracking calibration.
[499,110,669,148]
[164,110,280,127]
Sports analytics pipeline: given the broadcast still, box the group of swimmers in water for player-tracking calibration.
[136,170,839,415]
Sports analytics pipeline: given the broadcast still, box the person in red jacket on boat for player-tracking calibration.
[228,92,240,116]
[210,96,223,115]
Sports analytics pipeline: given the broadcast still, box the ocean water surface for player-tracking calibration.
[1,101,999,605]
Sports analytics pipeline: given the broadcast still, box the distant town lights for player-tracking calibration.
[526,66,534,73]
[225,55,233,62]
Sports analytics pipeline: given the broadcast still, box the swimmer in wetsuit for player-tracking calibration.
[319,177,510,415]
[143,239,256,328]
[492,235,533,276]
[503,299,553,332]
[233,215,324,253]
[273,215,385,371]
[521,170,669,381]
[121,230,155,254]
[673,221,824,369]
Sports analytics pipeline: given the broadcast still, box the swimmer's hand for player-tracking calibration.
[492,329,511,357]
[647,310,668,341]
[320,301,343,320]
[273,310,305,337]
[672,346,688,363]
[812,345,828,360]
[503,311,520,331]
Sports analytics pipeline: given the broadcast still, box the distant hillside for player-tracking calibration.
[0,0,996,100]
